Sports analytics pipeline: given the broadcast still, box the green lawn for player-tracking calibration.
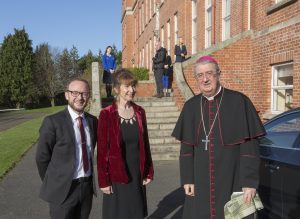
[0,106,65,178]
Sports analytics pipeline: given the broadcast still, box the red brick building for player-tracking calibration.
[121,0,300,119]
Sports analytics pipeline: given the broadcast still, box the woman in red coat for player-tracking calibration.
[97,68,154,219]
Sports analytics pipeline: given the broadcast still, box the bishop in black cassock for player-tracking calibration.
[172,56,265,219]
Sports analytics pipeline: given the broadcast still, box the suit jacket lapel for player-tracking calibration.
[63,108,76,147]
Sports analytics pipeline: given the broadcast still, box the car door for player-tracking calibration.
[281,134,300,219]
[258,111,300,219]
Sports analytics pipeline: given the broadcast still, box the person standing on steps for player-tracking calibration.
[163,53,172,97]
[102,45,117,98]
[174,37,187,63]
[152,40,167,98]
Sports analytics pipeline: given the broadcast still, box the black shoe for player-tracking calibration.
[157,93,164,98]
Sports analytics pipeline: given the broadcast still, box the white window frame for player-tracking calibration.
[222,0,231,41]
[192,0,197,54]
[139,8,142,35]
[142,3,145,30]
[205,0,212,48]
[146,42,148,69]
[161,26,165,47]
[271,62,293,113]
[142,47,145,67]
[139,50,142,67]
[149,0,152,19]
[145,0,148,24]
[167,20,171,54]
[174,12,178,46]
[149,38,152,70]
[134,16,137,41]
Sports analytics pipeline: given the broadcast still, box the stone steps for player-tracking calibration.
[147,123,176,130]
[146,111,180,118]
[149,136,178,144]
[143,106,178,112]
[136,101,176,107]
[147,117,178,124]
[151,152,179,161]
[150,143,180,153]
[135,96,174,102]
[101,96,181,160]
[136,97,181,160]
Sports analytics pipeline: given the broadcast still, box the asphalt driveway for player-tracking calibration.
[0,143,183,219]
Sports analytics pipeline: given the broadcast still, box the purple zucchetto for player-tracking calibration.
[196,56,218,65]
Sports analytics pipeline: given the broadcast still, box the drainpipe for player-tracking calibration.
[154,3,160,38]
[212,0,216,45]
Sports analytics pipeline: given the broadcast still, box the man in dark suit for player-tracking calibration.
[36,78,98,219]
[152,40,167,98]
[174,37,187,63]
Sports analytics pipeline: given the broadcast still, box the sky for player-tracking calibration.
[0,0,122,57]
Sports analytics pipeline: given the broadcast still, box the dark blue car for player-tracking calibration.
[258,108,300,219]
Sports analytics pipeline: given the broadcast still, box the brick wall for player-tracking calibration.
[122,0,300,117]
[252,22,300,115]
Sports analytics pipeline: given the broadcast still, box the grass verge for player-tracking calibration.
[0,106,65,179]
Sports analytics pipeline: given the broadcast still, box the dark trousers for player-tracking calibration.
[154,68,163,94]
[49,179,93,219]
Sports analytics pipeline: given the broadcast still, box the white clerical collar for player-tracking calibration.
[203,86,222,101]
[68,105,85,121]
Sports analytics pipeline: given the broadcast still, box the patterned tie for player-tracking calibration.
[77,116,89,173]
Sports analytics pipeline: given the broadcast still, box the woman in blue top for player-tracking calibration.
[102,46,117,98]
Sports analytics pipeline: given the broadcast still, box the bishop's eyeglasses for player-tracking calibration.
[194,70,219,80]
[67,90,90,98]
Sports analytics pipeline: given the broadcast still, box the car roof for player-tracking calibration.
[265,107,300,126]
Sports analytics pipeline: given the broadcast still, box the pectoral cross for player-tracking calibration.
[202,135,210,150]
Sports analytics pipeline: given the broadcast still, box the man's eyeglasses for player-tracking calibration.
[67,90,90,98]
[194,70,219,80]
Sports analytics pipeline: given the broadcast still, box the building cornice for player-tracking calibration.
[121,0,138,24]
[183,30,253,68]
[254,15,300,38]
[176,30,254,101]
[266,0,297,15]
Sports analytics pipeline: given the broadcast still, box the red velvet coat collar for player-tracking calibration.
[97,101,154,188]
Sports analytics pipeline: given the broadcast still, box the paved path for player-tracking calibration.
[0,111,46,132]
[0,144,184,219]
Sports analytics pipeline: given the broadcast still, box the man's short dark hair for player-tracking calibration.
[65,78,90,91]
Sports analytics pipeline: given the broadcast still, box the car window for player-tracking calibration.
[260,112,300,148]
[269,118,300,132]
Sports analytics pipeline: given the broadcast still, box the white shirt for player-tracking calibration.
[203,86,222,101]
[68,105,92,179]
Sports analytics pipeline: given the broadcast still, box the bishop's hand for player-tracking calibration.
[184,184,195,196]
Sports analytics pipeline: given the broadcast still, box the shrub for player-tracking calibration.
[129,67,149,81]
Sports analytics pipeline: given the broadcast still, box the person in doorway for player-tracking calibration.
[172,56,266,219]
[97,68,154,219]
[152,40,167,98]
[102,45,117,98]
[174,37,187,63]
[36,78,98,219]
